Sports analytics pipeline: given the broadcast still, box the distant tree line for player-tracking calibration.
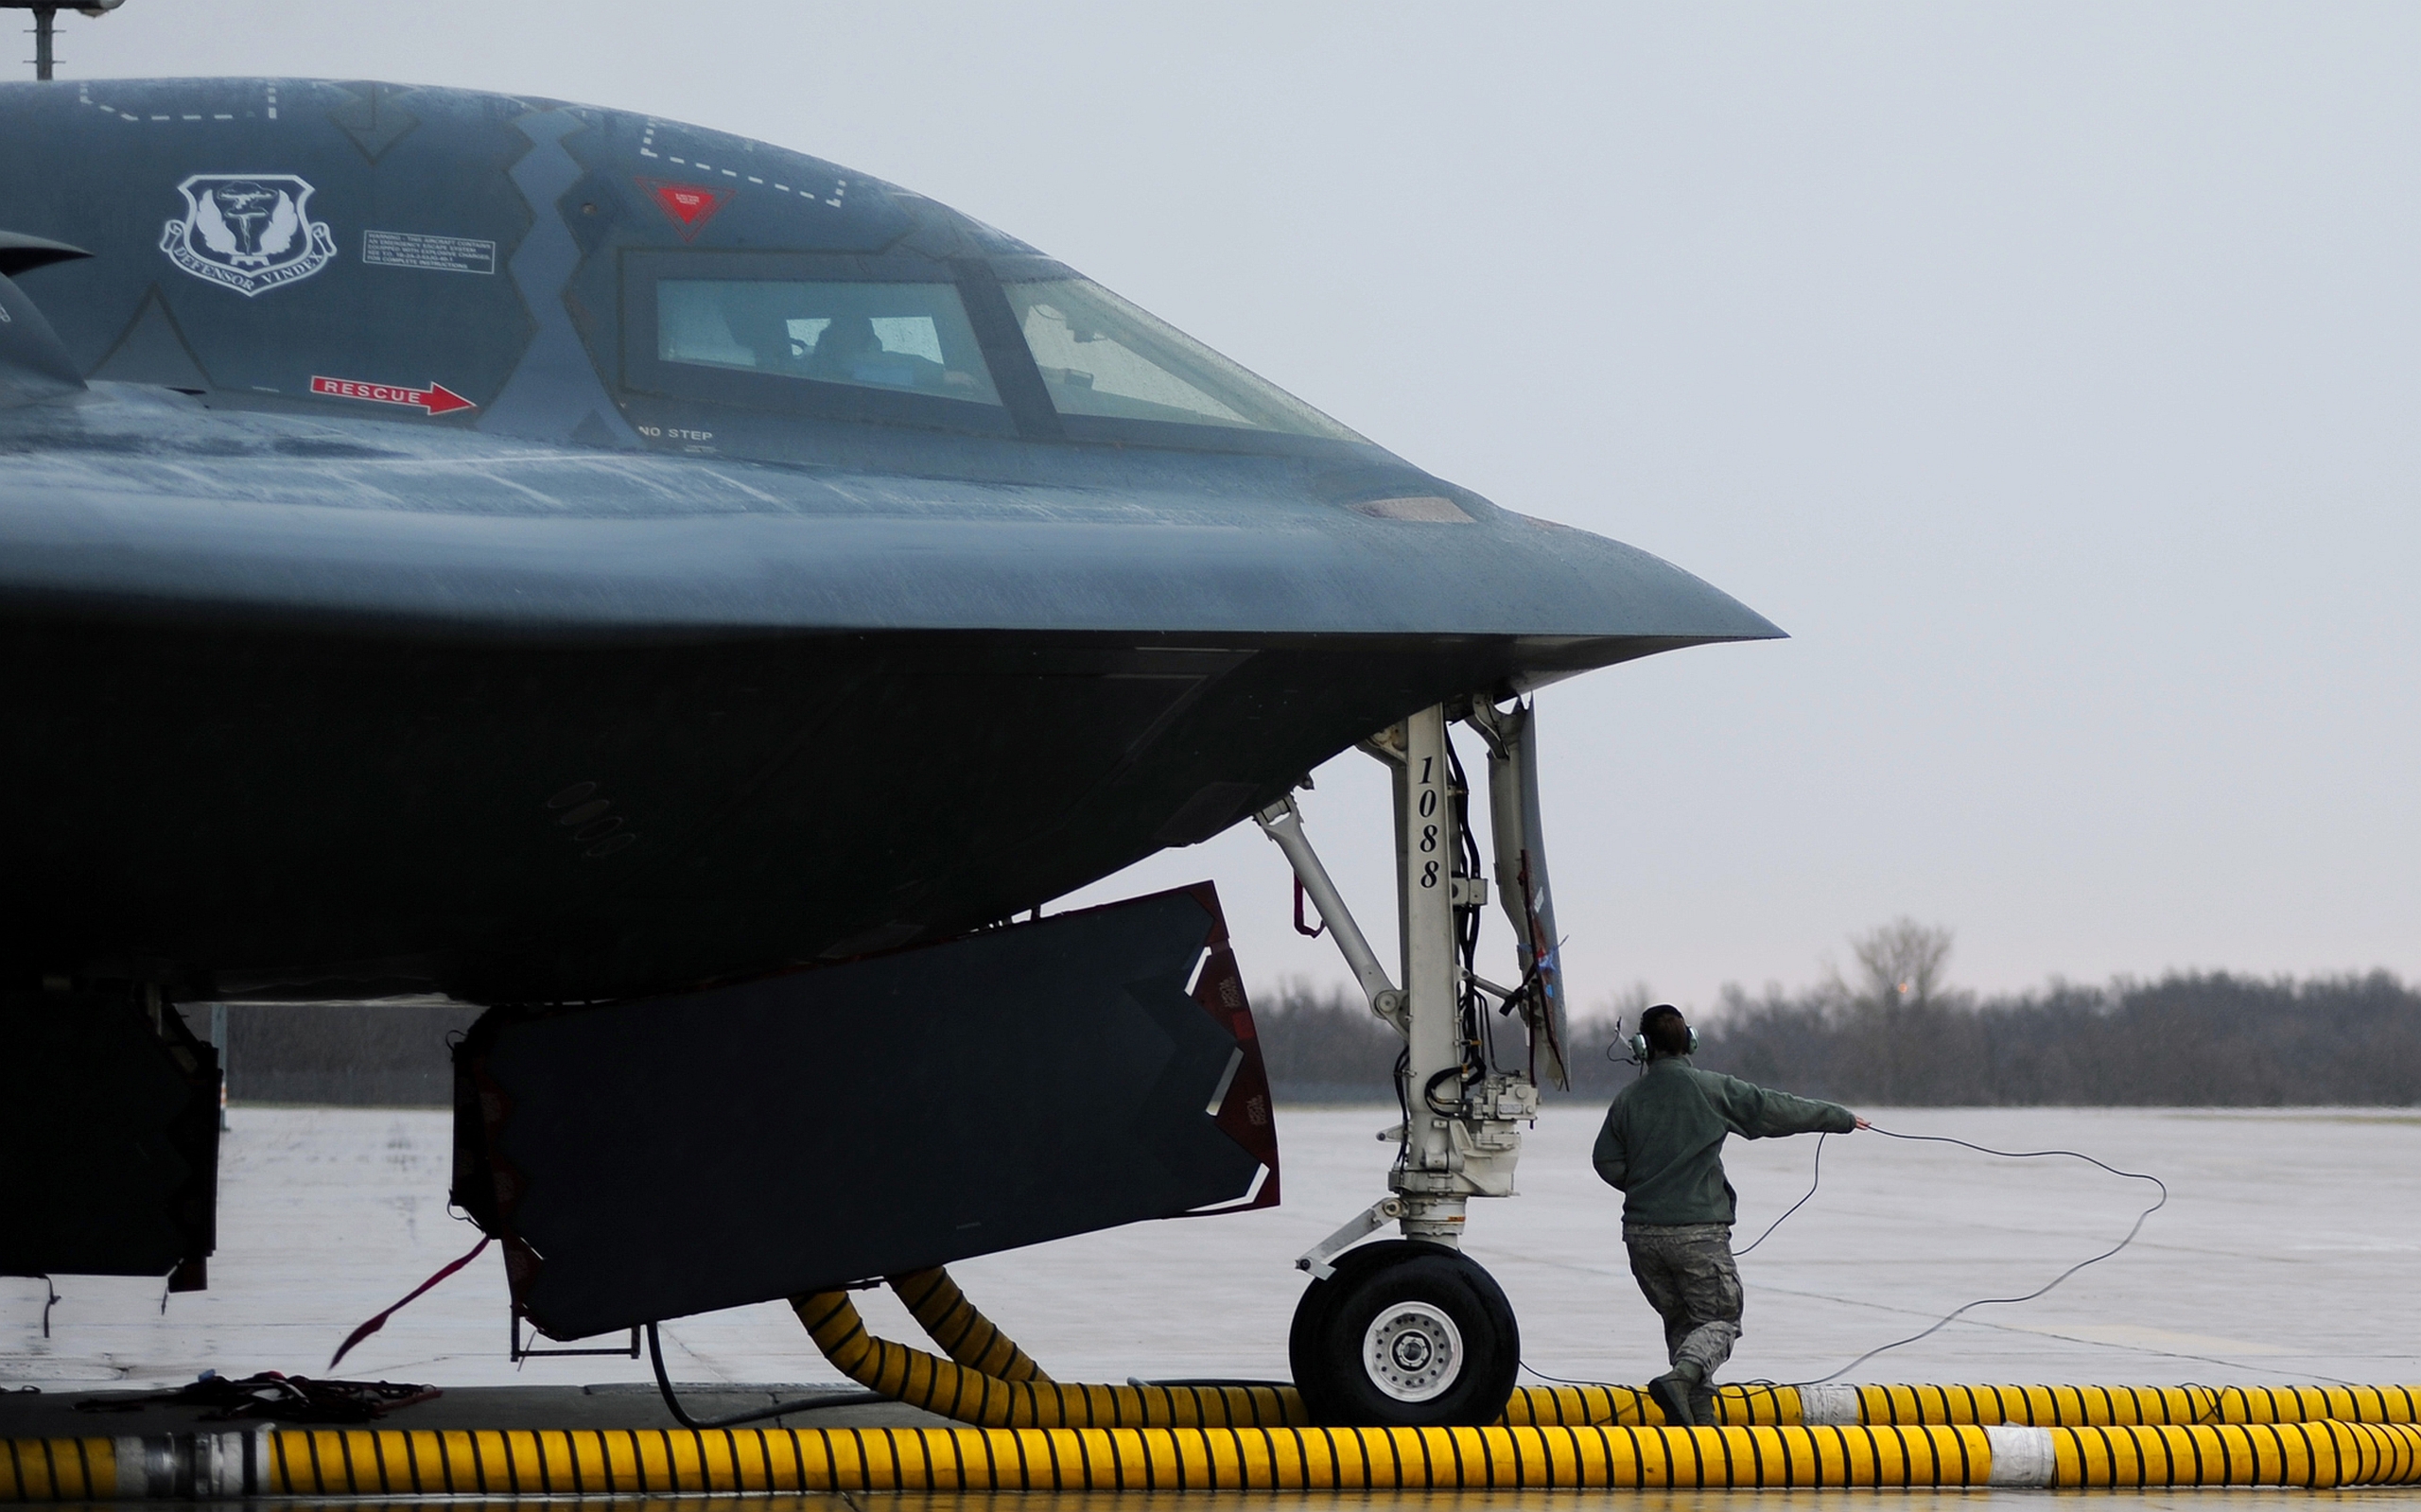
[1686,968,2421,1106]
[188,922,2421,1109]
[1252,984,1409,1104]
[1252,920,2421,1107]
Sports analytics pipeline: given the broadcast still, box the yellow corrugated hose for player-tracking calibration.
[886,1267,1054,1382]
[19,1271,2421,1499]
[793,1288,1300,1427]
[1837,1382,2421,1427]
[15,1418,2421,1499]
[1511,1381,2421,1429]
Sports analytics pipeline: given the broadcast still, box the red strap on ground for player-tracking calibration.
[328,1236,490,1370]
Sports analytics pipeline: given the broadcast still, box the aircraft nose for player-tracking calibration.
[1302,466,1780,645]
[1290,488,1785,648]
[1488,506,1785,644]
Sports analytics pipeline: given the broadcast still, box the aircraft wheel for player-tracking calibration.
[1287,1238,1399,1385]
[1288,1240,1519,1426]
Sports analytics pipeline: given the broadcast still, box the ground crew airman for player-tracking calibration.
[1593,1003,1868,1427]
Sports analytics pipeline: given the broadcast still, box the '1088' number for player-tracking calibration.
[1418,755,1439,886]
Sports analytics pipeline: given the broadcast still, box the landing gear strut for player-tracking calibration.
[1259,698,1568,1426]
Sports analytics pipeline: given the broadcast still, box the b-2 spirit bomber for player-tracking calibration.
[0,75,1779,1425]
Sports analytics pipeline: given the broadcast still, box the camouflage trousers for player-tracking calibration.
[1624,1222,1744,1380]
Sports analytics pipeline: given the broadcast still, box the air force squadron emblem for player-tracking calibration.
[160,175,337,297]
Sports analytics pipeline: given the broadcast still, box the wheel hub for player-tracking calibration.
[1362,1301,1463,1401]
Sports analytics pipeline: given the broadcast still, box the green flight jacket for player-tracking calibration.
[1593,1055,1855,1227]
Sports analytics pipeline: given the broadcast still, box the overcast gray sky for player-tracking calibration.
[55,3,2421,1015]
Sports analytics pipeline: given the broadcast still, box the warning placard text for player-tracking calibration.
[361,229,497,275]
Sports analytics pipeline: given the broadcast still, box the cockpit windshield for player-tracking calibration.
[1001,278,1362,442]
[636,265,1366,447]
[656,280,1002,406]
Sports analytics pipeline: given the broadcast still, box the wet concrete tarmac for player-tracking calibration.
[5,1104,2416,1453]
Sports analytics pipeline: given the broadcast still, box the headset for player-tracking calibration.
[1617,1005,1698,1064]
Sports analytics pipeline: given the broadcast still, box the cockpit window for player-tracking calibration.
[1002,278,1362,441]
[656,280,1002,405]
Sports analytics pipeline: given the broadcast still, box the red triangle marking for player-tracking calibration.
[420,383,476,417]
[636,178,733,238]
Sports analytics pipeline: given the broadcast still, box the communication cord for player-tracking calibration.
[1733,1132,1828,1258]
[647,1322,884,1428]
[1519,1121,2168,1394]
[1775,1124,2168,1384]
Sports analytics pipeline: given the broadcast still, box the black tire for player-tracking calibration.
[1287,1240,1407,1410]
[1289,1240,1519,1427]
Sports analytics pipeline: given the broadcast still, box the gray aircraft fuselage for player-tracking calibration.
[0,78,1779,1003]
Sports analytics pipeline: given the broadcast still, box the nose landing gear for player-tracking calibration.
[1260,698,1566,1427]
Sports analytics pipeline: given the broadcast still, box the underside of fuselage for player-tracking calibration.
[0,609,1684,1001]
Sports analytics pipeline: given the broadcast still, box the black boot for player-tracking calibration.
[1647,1363,1702,1427]
[1690,1384,1717,1426]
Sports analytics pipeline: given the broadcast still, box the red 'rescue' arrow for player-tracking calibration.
[310,374,478,416]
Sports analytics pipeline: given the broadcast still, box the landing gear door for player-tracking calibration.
[1484,702,1570,1089]
[453,882,1277,1342]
